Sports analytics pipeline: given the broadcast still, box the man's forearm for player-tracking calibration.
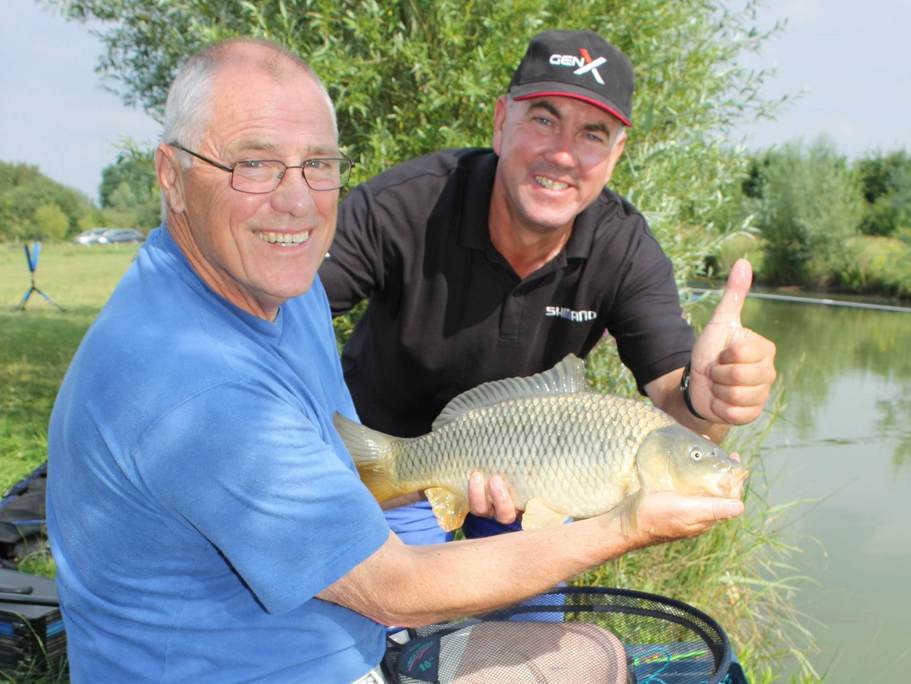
[319,487,744,628]
[320,513,633,627]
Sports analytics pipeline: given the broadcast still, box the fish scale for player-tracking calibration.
[385,393,674,518]
[334,354,747,531]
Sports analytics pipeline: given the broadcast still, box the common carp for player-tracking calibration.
[334,354,747,533]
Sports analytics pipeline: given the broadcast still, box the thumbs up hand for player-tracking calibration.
[688,259,777,425]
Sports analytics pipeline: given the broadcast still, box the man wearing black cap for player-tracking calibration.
[320,30,777,545]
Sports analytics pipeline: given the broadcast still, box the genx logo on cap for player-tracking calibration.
[548,48,607,85]
[508,29,635,126]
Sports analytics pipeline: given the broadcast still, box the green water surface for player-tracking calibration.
[697,294,911,681]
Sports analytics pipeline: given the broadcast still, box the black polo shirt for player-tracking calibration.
[320,148,693,438]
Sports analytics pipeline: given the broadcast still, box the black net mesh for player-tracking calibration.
[384,587,734,684]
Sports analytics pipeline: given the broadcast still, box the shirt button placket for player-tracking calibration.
[499,285,525,345]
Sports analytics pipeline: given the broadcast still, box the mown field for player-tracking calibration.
[0,242,820,683]
[1,243,138,489]
[1,242,139,682]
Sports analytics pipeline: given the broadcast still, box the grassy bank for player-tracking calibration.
[716,232,911,301]
[1,244,818,682]
[1,243,137,491]
[0,243,136,683]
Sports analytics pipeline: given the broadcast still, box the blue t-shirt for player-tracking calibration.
[47,227,390,683]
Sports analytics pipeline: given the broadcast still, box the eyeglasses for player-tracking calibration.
[168,143,353,193]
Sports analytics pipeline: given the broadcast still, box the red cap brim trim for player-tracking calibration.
[513,91,632,127]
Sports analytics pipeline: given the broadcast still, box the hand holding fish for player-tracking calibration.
[624,490,744,548]
[376,473,519,525]
[467,473,519,525]
[688,258,777,425]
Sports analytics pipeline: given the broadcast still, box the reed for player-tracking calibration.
[580,339,822,682]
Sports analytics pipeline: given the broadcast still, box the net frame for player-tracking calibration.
[383,586,734,684]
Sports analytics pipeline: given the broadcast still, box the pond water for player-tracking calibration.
[695,293,911,680]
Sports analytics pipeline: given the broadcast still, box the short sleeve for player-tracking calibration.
[320,185,387,315]
[606,220,694,391]
[134,381,389,614]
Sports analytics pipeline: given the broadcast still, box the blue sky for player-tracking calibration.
[2,0,909,204]
[1,1,161,203]
[731,0,911,155]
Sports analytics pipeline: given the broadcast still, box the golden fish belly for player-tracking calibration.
[390,392,674,518]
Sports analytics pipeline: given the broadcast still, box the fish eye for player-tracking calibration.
[690,448,703,461]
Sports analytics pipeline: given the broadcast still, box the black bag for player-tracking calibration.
[0,462,48,565]
[0,567,64,671]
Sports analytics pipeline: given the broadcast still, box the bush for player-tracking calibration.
[32,204,70,241]
[750,138,863,286]
[55,0,780,287]
[99,147,161,230]
[0,163,96,242]
[861,194,904,237]
[856,150,911,237]
[834,235,911,299]
[715,231,765,278]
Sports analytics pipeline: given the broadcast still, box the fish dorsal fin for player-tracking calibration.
[432,354,589,430]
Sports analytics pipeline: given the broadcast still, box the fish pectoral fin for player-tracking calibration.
[607,490,643,537]
[521,498,569,530]
[425,487,469,532]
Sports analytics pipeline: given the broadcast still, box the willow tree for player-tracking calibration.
[749,138,864,286]
[51,0,779,285]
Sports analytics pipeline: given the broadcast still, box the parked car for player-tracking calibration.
[97,228,146,244]
[72,228,109,245]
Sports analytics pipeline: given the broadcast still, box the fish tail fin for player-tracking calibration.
[333,412,406,503]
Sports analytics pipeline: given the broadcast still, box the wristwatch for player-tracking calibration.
[680,361,707,421]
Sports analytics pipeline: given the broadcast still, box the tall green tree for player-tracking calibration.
[855,150,911,238]
[0,161,96,241]
[50,0,780,284]
[99,146,161,229]
[32,204,70,240]
[748,138,863,285]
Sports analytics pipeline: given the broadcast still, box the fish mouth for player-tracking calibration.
[722,467,749,499]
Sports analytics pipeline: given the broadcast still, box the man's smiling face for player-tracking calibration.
[490,95,626,238]
[158,45,340,319]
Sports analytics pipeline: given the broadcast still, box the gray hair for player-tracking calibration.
[160,38,338,218]
[162,38,337,154]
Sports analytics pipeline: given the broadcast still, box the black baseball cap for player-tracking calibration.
[508,30,634,127]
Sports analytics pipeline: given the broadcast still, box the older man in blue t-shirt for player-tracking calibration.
[48,38,745,683]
